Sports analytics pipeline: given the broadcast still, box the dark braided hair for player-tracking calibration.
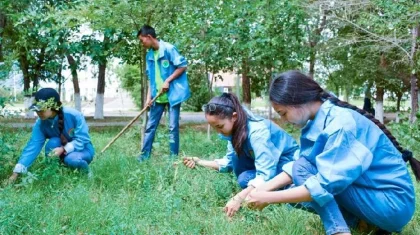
[55,101,68,147]
[203,93,248,155]
[269,70,420,181]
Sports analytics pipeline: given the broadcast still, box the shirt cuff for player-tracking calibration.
[63,142,75,154]
[13,163,28,174]
[248,176,265,188]
[214,158,230,172]
[304,175,334,207]
[282,161,294,177]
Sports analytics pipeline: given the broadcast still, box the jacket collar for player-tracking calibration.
[146,40,165,61]
[301,100,334,141]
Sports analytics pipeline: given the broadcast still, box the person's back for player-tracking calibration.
[310,101,414,195]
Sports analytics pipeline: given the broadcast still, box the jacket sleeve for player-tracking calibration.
[13,119,46,173]
[63,112,92,154]
[304,129,373,207]
[247,127,295,188]
[214,141,235,173]
[168,46,187,68]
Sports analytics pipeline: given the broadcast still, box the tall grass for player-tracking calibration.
[0,123,419,234]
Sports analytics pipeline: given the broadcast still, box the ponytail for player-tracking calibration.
[225,93,248,156]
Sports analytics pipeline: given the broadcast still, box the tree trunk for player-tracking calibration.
[57,63,63,96]
[409,24,419,123]
[19,48,34,118]
[375,86,384,123]
[94,62,106,119]
[308,10,327,79]
[375,53,387,123]
[140,47,146,108]
[365,81,373,99]
[67,55,81,111]
[32,47,46,93]
[268,69,273,119]
[344,85,351,102]
[140,45,148,148]
[396,91,402,112]
[235,72,241,100]
[0,12,6,62]
[241,58,251,107]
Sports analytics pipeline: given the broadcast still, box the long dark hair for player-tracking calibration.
[269,70,420,181]
[203,93,247,155]
[53,101,68,147]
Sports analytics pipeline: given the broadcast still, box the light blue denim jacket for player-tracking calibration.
[146,40,190,107]
[300,100,414,207]
[215,108,299,188]
[13,107,95,173]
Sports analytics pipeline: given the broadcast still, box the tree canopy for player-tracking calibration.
[0,0,418,121]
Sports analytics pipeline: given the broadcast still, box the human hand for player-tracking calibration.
[52,147,65,157]
[224,196,243,217]
[245,191,270,211]
[182,157,200,169]
[145,98,153,108]
[161,81,170,93]
[4,172,19,185]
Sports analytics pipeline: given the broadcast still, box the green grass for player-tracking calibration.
[0,123,419,234]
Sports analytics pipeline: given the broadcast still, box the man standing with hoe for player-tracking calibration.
[137,25,190,162]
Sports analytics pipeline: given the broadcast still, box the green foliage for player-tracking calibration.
[116,64,142,108]
[33,97,62,111]
[182,64,211,111]
[388,113,420,154]
[0,126,26,180]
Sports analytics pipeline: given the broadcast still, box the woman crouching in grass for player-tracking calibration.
[182,92,299,218]
[247,71,419,235]
[8,88,95,183]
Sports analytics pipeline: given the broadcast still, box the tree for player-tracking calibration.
[323,0,420,122]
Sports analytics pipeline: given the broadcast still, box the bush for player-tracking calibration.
[388,112,420,155]
[116,64,142,108]
[182,70,211,112]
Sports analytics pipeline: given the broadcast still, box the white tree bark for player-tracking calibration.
[94,93,104,119]
[375,101,384,124]
[74,93,81,112]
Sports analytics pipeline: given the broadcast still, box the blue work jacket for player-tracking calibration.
[215,108,299,188]
[146,40,190,107]
[300,100,414,208]
[13,107,94,173]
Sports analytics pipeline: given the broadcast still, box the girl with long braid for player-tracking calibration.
[8,88,95,182]
[246,71,419,235]
[182,93,299,217]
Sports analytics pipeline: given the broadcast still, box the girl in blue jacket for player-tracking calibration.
[247,71,420,235]
[8,88,95,182]
[182,93,299,218]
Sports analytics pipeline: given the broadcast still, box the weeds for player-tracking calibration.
[0,123,419,234]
